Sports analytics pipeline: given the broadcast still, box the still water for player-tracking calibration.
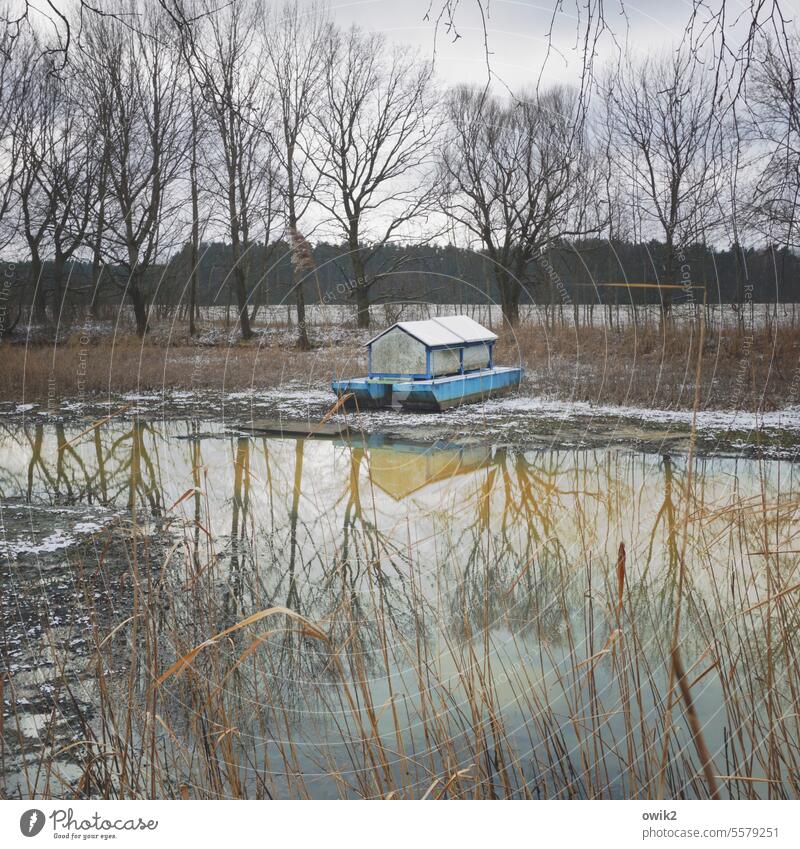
[1,417,798,798]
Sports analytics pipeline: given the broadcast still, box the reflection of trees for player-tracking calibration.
[94,426,108,504]
[446,449,611,645]
[190,420,203,570]
[2,425,759,666]
[656,455,679,572]
[26,423,53,500]
[4,419,797,797]
[222,437,251,624]
[239,437,421,718]
[125,421,162,514]
[0,419,163,512]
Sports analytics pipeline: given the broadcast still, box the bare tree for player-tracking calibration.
[312,26,440,328]
[69,25,113,320]
[86,139,109,319]
[603,50,718,313]
[262,0,330,350]
[441,86,596,324]
[11,47,99,324]
[0,0,794,342]
[747,31,800,252]
[42,72,100,319]
[188,0,278,341]
[15,57,55,324]
[187,80,201,337]
[82,5,190,337]
[707,102,753,330]
[0,19,33,253]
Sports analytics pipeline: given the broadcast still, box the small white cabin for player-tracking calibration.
[366,315,497,379]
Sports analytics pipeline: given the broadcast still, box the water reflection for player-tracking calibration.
[1,418,798,798]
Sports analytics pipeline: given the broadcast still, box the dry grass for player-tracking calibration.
[1,316,798,409]
[497,320,800,410]
[0,329,366,403]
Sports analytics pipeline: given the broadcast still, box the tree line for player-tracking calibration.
[0,0,798,343]
[4,238,798,313]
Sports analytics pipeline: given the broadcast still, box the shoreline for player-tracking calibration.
[3,385,799,459]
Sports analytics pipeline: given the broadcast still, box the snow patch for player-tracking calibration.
[0,512,116,558]
[340,394,800,436]
[481,396,800,432]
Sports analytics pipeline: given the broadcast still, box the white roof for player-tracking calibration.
[367,315,497,348]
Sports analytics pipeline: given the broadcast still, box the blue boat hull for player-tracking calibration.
[332,367,522,412]
[331,377,394,409]
[393,367,522,411]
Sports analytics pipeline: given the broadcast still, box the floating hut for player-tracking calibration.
[332,315,522,411]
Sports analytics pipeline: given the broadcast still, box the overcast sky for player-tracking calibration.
[328,1,760,91]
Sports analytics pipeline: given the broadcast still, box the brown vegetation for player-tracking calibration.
[0,326,366,404]
[496,320,800,411]
[2,319,796,412]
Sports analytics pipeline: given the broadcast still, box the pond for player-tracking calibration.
[1,417,799,799]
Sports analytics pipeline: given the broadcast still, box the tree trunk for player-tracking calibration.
[662,236,675,318]
[89,163,107,319]
[287,153,310,350]
[130,278,149,338]
[189,242,198,337]
[496,268,520,325]
[89,258,103,319]
[226,145,252,340]
[294,268,310,349]
[31,254,47,324]
[230,234,252,340]
[232,269,251,339]
[89,231,104,320]
[52,255,66,323]
[355,284,370,329]
[189,94,200,337]
[733,240,746,335]
[351,246,370,329]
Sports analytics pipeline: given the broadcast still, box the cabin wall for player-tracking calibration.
[463,343,491,371]
[370,328,427,375]
[370,331,493,378]
[430,348,460,376]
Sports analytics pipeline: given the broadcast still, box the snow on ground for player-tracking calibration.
[343,393,800,435]
[475,396,800,432]
[205,385,800,439]
[0,403,39,414]
[222,387,333,417]
[4,384,800,448]
[250,387,334,405]
[121,391,166,401]
[1,529,79,557]
[0,507,119,559]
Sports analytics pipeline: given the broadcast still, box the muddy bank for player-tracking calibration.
[1,509,169,797]
[2,387,800,458]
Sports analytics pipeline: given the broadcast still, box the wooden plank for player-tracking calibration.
[238,418,350,438]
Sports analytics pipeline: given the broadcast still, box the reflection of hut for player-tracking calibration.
[367,439,493,500]
[367,315,497,379]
